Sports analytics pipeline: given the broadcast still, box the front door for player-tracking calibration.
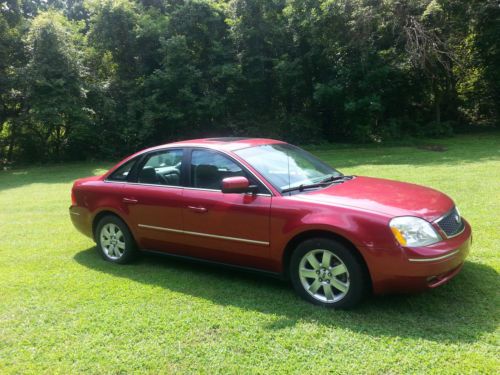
[182,148,272,269]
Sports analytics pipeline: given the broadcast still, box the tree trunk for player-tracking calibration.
[6,124,16,162]
[54,125,62,162]
[435,99,441,124]
[433,78,441,123]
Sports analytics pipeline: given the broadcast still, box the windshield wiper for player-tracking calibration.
[282,175,354,194]
[318,174,354,184]
[282,182,329,194]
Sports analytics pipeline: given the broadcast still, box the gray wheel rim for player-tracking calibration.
[100,223,126,260]
[299,249,350,303]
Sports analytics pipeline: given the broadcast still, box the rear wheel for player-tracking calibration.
[96,215,137,264]
[290,238,368,308]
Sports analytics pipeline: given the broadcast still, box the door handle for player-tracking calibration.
[122,197,138,204]
[187,205,208,213]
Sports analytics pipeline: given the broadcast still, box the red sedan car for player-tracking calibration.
[70,137,471,308]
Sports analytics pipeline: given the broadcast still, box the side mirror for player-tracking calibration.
[221,176,255,194]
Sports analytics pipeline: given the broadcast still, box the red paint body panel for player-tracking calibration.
[69,138,472,294]
[180,190,272,269]
[123,184,185,251]
[301,176,454,221]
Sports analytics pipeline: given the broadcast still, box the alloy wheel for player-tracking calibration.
[100,223,126,260]
[298,249,350,303]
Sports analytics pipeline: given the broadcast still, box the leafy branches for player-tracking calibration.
[0,0,498,163]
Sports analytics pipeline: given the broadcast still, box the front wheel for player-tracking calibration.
[290,238,368,308]
[96,215,137,264]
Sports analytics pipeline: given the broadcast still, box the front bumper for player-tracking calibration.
[364,220,472,294]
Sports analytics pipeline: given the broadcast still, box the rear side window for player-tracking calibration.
[108,159,136,181]
[138,149,183,186]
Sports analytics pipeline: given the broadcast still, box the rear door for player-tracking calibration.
[123,148,186,252]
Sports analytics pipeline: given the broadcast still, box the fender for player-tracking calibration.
[269,201,398,273]
[90,206,134,240]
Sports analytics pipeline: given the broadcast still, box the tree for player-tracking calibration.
[0,0,25,162]
[0,0,498,164]
[21,10,91,161]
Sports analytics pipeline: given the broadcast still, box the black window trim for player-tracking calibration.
[106,156,141,182]
[104,146,273,196]
[104,148,185,188]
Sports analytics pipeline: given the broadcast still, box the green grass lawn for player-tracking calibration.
[1,133,499,374]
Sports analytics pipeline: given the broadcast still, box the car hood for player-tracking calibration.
[291,176,454,221]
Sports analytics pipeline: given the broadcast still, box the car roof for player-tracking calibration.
[143,137,286,153]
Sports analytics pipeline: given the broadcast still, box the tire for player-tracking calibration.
[96,215,137,264]
[289,237,368,309]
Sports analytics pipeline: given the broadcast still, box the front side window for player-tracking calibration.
[235,144,341,193]
[138,149,183,186]
[191,149,246,190]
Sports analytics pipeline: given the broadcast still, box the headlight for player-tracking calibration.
[389,216,442,247]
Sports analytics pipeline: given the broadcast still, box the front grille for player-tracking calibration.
[436,207,464,237]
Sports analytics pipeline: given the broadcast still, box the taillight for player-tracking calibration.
[71,189,77,205]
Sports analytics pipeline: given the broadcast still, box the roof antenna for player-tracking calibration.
[287,148,291,196]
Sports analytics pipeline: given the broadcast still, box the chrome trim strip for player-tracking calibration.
[138,224,270,246]
[408,249,460,263]
[103,180,272,197]
[434,206,456,224]
[104,179,186,189]
[139,224,183,234]
[179,229,270,246]
[444,225,465,239]
[70,211,81,216]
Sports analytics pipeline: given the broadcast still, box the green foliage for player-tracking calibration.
[0,0,498,162]
[19,11,91,161]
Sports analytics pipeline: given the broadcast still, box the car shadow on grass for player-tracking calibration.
[74,247,498,344]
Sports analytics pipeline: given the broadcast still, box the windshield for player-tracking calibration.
[235,144,342,193]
